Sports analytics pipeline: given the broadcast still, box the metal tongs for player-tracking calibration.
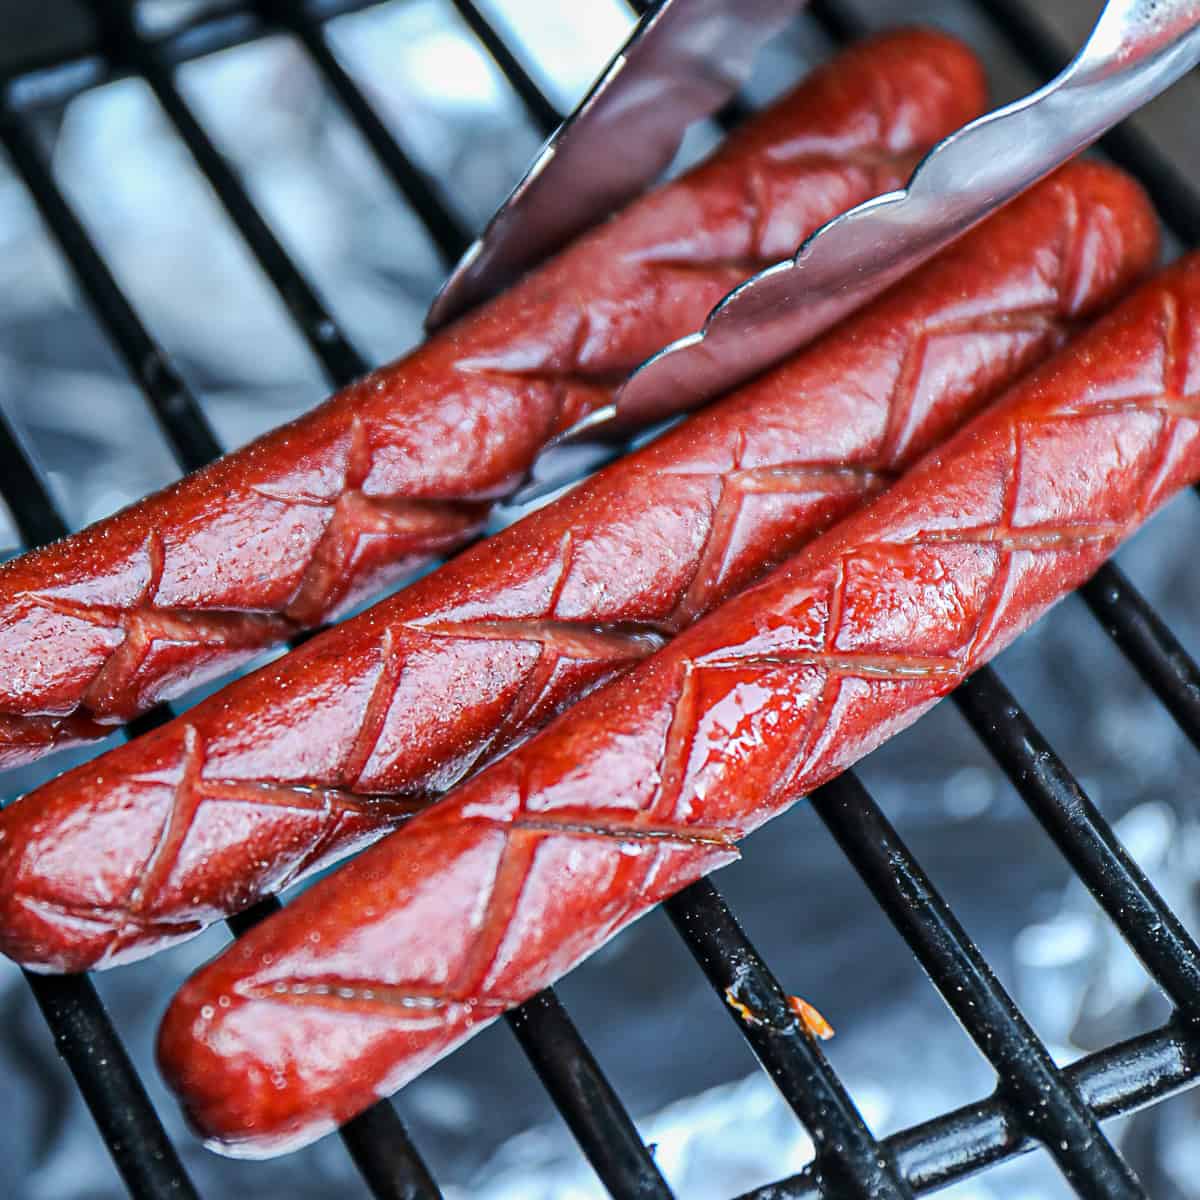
[613,0,1200,433]
[426,0,811,329]
[433,1,1200,505]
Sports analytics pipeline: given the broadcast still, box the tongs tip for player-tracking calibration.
[426,239,485,332]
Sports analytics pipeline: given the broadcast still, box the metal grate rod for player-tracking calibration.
[263,0,472,268]
[89,0,369,388]
[814,771,1146,1198]
[805,0,869,48]
[30,971,200,1200]
[665,879,913,1199]
[338,1098,445,1200]
[1079,560,1200,757]
[0,107,221,473]
[0,406,68,547]
[2,3,382,114]
[448,0,562,135]
[506,989,675,1199]
[740,1018,1200,1199]
[955,665,1200,1021]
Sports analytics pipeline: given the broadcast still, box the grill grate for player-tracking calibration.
[2,1,1200,1197]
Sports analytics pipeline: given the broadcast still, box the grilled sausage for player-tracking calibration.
[0,162,1157,974]
[157,249,1200,1159]
[0,30,985,769]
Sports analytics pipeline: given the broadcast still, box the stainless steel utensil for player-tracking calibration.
[610,0,1200,430]
[425,0,809,331]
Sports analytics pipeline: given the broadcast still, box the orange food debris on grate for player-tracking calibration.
[788,995,835,1040]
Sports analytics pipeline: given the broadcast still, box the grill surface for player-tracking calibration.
[2,1,1200,1197]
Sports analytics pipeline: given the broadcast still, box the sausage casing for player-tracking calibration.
[0,162,1158,973]
[158,250,1200,1158]
[0,30,986,767]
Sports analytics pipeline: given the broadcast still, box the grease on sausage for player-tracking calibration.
[0,29,986,768]
[158,250,1200,1159]
[0,162,1158,974]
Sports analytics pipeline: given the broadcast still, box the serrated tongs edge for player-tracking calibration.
[594,0,1200,437]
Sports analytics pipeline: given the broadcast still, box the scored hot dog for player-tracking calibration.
[0,162,1157,973]
[0,30,985,769]
[159,251,1200,1157]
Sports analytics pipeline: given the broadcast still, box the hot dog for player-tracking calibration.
[158,250,1200,1158]
[0,30,985,768]
[0,162,1156,973]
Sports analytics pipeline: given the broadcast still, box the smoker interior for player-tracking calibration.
[3,1,1200,1197]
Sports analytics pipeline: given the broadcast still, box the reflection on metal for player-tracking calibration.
[426,0,809,329]
[610,0,1200,429]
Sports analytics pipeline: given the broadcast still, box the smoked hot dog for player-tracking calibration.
[158,250,1200,1158]
[0,30,985,768]
[0,162,1157,973]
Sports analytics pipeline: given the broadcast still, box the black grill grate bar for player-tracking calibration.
[1,3,382,114]
[0,108,222,474]
[711,95,755,134]
[740,1019,1200,1200]
[813,771,1146,1198]
[805,0,870,48]
[88,0,370,389]
[506,989,675,1199]
[954,665,1200,1020]
[0,406,68,546]
[448,0,562,135]
[29,970,200,1200]
[502,996,668,1182]
[337,1092,445,1200]
[1080,560,1200,757]
[266,0,472,268]
[664,879,913,1200]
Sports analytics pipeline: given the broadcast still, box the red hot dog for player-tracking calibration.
[0,162,1157,973]
[158,251,1200,1159]
[0,29,986,769]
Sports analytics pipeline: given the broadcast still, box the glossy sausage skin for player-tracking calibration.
[159,253,1200,1158]
[0,163,1157,973]
[0,30,986,769]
